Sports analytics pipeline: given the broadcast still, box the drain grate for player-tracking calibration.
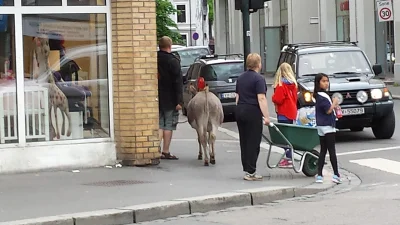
[83,180,153,187]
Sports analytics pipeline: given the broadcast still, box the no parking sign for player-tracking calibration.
[377,0,394,22]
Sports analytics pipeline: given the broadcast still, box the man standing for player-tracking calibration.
[157,36,183,160]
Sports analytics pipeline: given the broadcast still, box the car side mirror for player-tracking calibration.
[372,64,383,75]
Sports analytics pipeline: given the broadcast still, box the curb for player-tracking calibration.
[0,185,335,225]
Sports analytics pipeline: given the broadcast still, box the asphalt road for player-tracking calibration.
[136,94,400,225]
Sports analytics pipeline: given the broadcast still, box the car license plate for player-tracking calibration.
[221,92,236,99]
[341,108,365,116]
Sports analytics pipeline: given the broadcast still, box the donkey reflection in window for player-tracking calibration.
[33,35,72,140]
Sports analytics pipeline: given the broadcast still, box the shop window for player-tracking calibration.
[68,0,105,6]
[176,5,186,23]
[0,0,14,6]
[22,13,109,142]
[0,14,17,144]
[22,0,62,6]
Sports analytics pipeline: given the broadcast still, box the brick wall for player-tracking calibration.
[111,0,160,166]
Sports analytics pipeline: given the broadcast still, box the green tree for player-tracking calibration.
[207,0,214,38]
[156,0,184,45]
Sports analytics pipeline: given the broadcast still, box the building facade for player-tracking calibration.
[214,0,394,77]
[170,0,210,46]
[0,0,160,173]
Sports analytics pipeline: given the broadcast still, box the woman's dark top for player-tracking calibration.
[235,70,267,106]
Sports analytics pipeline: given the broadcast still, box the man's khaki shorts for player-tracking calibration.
[159,109,179,130]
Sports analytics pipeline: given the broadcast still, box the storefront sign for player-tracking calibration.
[22,16,106,41]
[377,0,394,22]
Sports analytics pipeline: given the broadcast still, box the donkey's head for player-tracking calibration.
[33,36,50,64]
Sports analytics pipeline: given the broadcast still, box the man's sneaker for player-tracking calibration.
[315,175,324,183]
[332,175,342,184]
[278,158,292,168]
[244,172,263,181]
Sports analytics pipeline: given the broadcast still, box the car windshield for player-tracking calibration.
[201,62,244,81]
[298,51,372,77]
[175,48,210,67]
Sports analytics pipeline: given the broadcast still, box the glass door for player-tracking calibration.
[263,26,281,75]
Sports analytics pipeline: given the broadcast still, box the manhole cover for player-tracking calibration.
[83,180,153,187]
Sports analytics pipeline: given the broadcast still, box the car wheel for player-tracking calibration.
[372,110,396,139]
[182,106,187,116]
[350,127,364,132]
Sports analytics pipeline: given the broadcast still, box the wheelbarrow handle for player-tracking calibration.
[262,117,275,128]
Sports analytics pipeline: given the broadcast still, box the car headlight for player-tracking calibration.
[356,90,368,103]
[370,89,383,99]
[331,92,343,104]
[383,87,390,97]
[304,92,312,102]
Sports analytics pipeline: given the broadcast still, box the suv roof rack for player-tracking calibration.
[284,41,358,52]
[195,53,244,62]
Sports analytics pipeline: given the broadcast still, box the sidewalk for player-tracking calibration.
[0,123,330,224]
[388,85,400,99]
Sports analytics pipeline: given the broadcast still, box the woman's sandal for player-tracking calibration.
[161,152,179,160]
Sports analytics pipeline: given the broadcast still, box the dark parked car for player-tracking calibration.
[182,54,244,118]
[277,41,395,139]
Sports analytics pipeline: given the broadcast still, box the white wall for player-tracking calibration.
[350,0,376,64]
[393,0,400,81]
[0,142,116,174]
[319,0,337,41]
[287,0,320,43]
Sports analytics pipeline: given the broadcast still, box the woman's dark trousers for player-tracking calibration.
[236,104,263,174]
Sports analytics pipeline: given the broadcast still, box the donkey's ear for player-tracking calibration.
[34,38,41,47]
[189,84,197,95]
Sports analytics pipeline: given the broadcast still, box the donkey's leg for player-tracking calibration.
[197,131,202,160]
[53,106,60,139]
[64,106,72,136]
[198,125,209,166]
[209,124,218,165]
[61,108,66,136]
[49,104,56,140]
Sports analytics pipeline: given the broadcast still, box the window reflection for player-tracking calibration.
[22,0,62,6]
[23,13,109,142]
[68,0,105,6]
[0,0,14,6]
[0,15,17,143]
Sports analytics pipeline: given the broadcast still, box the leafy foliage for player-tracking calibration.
[207,0,214,24]
[156,0,185,45]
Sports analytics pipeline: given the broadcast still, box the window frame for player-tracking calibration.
[180,33,188,46]
[175,2,188,24]
[0,0,113,148]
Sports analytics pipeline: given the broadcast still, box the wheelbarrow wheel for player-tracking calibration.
[302,150,320,177]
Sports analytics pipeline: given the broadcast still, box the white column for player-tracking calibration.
[319,0,337,41]
[265,0,281,27]
[350,0,376,64]
[214,0,227,54]
[393,0,400,81]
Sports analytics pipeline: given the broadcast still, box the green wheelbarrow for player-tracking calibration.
[262,122,320,177]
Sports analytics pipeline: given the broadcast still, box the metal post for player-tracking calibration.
[241,0,251,70]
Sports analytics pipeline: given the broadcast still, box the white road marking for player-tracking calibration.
[336,146,400,156]
[350,158,400,175]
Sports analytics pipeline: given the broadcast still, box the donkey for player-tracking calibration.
[187,81,224,166]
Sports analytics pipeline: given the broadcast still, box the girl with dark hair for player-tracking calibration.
[313,73,341,184]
